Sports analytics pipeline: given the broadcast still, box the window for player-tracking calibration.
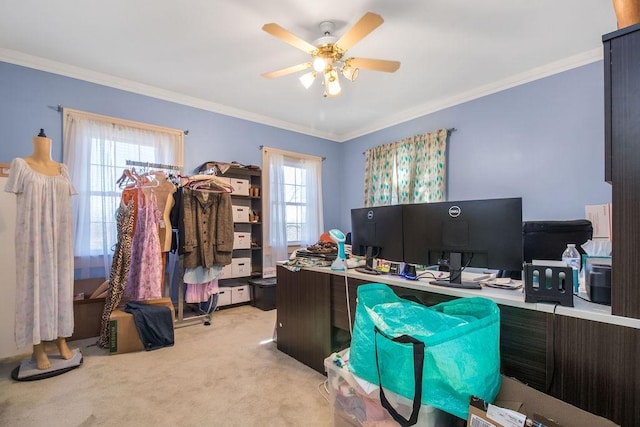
[63,109,183,279]
[262,147,323,276]
[363,129,449,206]
[283,163,308,244]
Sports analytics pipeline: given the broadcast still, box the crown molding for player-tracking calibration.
[0,47,341,142]
[338,47,604,142]
[1,46,602,144]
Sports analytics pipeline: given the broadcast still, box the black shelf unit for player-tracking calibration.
[217,166,263,306]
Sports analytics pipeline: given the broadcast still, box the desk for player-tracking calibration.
[276,265,638,426]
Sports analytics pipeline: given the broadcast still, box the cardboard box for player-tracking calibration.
[70,278,107,341]
[467,375,619,427]
[585,203,612,240]
[108,298,175,355]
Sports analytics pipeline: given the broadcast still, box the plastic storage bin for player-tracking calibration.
[248,278,276,310]
[325,349,455,427]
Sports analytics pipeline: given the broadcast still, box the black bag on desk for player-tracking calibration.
[504,220,593,280]
[523,220,593,262]
[124,302,175,351]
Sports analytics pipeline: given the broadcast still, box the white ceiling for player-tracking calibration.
[0,1,617,142]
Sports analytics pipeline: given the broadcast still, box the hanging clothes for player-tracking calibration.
[97,195,136,348]
[125,188,164,300]
[181,187,234,269]
[184,279,219,303]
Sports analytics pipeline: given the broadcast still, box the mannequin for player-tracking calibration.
[24,130,63,177]
[5,129,76,370]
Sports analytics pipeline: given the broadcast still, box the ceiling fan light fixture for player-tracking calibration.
[313,56,327,72]
[341,64,359,82]
[261,12,399,99]
[299,71,317,89]
[324,69,341,97]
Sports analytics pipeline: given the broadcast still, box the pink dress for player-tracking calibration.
[124,189,163,300]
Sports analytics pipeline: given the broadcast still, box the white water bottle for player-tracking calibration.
[561,243,581,293]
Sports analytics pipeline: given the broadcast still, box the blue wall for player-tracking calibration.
[0,61,343,229]
[339,61,611,231]
[0,60,612,235]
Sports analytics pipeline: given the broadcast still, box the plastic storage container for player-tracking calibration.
[325,349,456,427]
[562,243,581,293]
[248,278,276,311]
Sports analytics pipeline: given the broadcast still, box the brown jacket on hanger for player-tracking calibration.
[181,187,233,268]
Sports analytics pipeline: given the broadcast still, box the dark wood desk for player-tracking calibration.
[277,265,638,426]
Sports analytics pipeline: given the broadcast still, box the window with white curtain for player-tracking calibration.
[283,162,308,244]
[262,147,323,276]
[63,109,183,279]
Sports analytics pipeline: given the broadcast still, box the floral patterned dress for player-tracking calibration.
[124,188,163,300]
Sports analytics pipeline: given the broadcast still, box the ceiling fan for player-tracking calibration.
[261,12,400,98]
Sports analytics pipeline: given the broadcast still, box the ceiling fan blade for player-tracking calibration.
[348,58,400,73]
[262,23,317,54]
[261,62,311,79]
[335,12,384,52]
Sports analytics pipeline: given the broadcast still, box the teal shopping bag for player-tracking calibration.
[348,283,501,422]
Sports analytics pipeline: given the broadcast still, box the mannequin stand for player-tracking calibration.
[11,349,83,381]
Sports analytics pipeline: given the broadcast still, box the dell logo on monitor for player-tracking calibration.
[367,210,374,220]
[448,206,462,218]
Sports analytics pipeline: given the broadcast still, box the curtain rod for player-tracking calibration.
[125,160,182,171]
[259,145,326,161]
[362,127,456,155]
[55,104,189,135]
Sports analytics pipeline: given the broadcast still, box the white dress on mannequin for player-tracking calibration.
[5,157,77,347]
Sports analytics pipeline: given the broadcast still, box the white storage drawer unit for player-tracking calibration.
[230,178,250,196]
[233,232,251,249]
[232,205,250,223]
[219,264,233,280]
[231,257,252,278]
[217,288,232,306]
[231,286,250,304]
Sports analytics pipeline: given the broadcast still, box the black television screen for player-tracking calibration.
[403,197,523,288]
[350,205,404,266]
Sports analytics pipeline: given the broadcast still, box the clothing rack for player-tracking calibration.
[125,160,182,171]
[169,252,216,328]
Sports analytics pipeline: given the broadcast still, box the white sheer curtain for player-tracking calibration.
[300,156,324,245]
[262,147,324,276]
[62,109,183,279]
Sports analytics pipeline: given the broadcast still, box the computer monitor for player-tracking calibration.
[403,197,523,288]
[350,205,404,268]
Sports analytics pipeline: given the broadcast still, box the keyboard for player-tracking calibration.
[430,279,482,290]
[355,267,383,275]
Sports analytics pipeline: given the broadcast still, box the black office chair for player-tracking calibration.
[501,219,593,279]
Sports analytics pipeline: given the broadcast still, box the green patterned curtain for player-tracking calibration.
[363,128,448,207]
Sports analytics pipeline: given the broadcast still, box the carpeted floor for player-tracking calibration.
[0,305,332,426]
